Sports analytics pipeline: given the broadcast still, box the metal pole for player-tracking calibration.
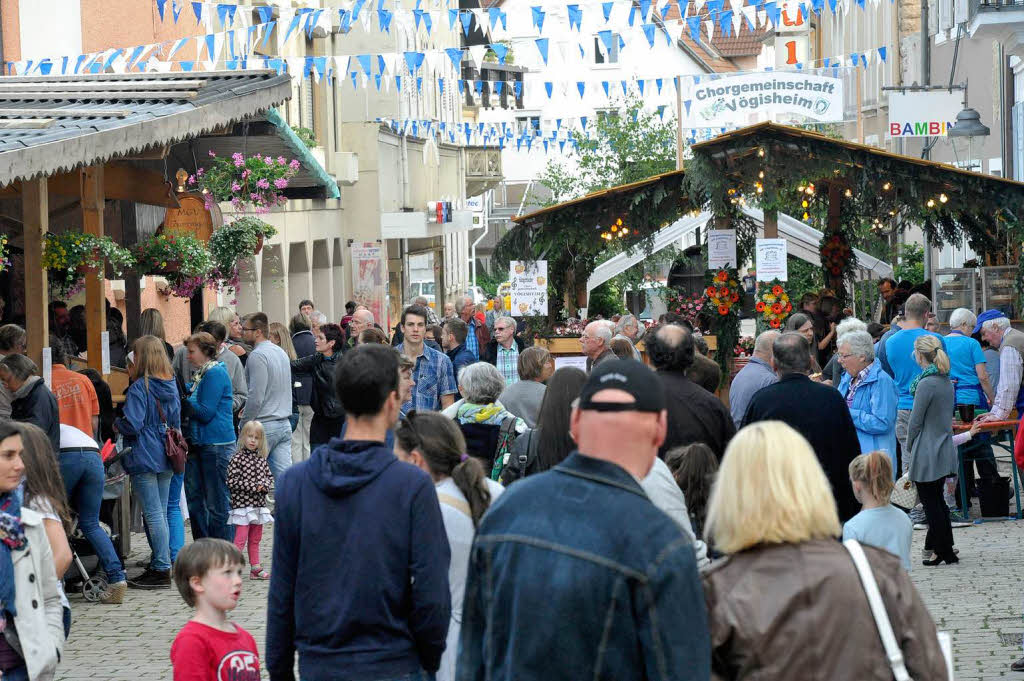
[470,192,490,290]
[921,0,933,282]
[676,75,684,170]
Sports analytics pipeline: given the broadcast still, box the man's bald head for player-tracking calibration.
[773,332,811,376]
[753,330,780,360]
[646,324,695,372]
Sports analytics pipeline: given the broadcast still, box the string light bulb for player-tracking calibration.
[802,212,810,220]
[844,188,852,198]
[758,170,765,179]
[757,148,765,157]
[882,182,891,191]
[939,194,948,203]
[927,199,936,208]
[801,200,809,208]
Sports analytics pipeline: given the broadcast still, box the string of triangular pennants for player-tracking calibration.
[160,0,894,41]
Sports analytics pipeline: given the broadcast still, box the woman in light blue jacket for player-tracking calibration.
[837,330,899,477]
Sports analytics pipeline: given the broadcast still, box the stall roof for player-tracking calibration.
[586,206,892,296]
[0,71,335,196]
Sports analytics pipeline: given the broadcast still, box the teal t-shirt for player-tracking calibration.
[944,332,986,406]
[843,504,913,571]
[885,328,947,409]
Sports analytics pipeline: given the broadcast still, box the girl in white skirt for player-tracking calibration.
[227,420,274,579]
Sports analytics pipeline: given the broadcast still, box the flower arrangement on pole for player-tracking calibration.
[133,232,213,298]
[754,279,792,331]
[191,151,300,213]
[208,217,278,300]
[664,290,705,329]
[701,268,741,384]
[820,230,856,291]
[42,232,134,296]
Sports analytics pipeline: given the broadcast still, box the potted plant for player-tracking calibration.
[208,217,277,295]
[191,151,300,213]
[133,232,213,298]
[41,231,134,296]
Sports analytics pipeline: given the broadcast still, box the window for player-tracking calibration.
[516,115,541,136]
[596,109,619,124]
[594,34,620,64]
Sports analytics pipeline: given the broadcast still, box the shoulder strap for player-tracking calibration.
[437,492,472,518]
[154,391,168,426]
[500,415,518,436]
[843,540,913,681]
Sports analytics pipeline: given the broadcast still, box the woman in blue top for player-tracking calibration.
[183,331,235,543]
[836,330,899,475]
[946,308,995,410]
[844,451,912,571]
[115,335,181,589]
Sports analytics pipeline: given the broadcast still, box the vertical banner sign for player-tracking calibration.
[756,238,788,281]
[351,242,386,327]
[100,331,111,375]
[509,260,548,316]
[42,347,52,389]
[707,229,737,269]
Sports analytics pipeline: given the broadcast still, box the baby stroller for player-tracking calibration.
[65,442,130,602]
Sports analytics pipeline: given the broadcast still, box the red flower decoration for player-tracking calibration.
[719,287,729,297]
[717,271,729,282]
[731,292,740,303]
[706,286,717,297]
[755,301,766,312]
[718,305,729,316]
[771,302,783,314]
[771,285,783,296]
[770,318,781,328]
[785,302,792,312]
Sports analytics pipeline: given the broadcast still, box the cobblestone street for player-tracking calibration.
[56,515,1024,680]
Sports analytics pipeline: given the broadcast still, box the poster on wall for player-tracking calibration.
[351,242,386,326]
[510,260,548,316]
[756,238,788,281]
[707,229,737,269]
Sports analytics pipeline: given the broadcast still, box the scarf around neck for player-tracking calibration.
[910,363,939,396]
[190,359,220,388]
[0,486,27,623]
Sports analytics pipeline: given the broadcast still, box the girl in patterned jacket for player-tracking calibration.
[227,421,274,580]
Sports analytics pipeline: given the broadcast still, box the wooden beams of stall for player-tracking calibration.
[0,163,178,207]
[81,166,106,374]
[22,178,48,368]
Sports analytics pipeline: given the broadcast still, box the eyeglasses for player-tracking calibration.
[838,353,855,361]
[242,327,258,332]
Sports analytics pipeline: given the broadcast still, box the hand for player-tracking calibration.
[257,485,267,492]
[969,420,983,437]
[976,413,996,424]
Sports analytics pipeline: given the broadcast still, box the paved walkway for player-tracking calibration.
[57,514,1024,680]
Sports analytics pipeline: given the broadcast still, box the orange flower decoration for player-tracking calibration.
[718,305,729,316]
[770,318,781,328]
[785,302,792,312]
[771,302,783,314]
[755,301,766,312]
[719,287,729,297]
[730,292,740,303]
[717,270,729,282]
[771,285,783,296]
[706,286,717,297]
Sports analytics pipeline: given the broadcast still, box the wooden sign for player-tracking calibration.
[162,193,220,242]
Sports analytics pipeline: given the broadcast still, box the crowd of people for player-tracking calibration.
[3,277,1010,680]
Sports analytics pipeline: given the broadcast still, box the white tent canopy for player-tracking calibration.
[585,207,894,301]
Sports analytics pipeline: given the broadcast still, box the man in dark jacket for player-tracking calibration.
[442,318,476,394]
[267,344,451,681]
[480,316,526,375]
[290,313,316,463]
[647,324,735,460]
[458,359,710,681]
[743,332,862,521]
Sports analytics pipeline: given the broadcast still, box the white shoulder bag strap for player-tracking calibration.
[843,539,913,681]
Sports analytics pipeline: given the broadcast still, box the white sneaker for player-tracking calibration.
[913,522,928,530]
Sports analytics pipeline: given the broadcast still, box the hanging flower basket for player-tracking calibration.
[134,233,213,298]
[42,232,134,296]
[191,151,300,213]
[207,217,277,295]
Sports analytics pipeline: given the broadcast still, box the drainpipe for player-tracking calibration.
[921,0,932,282]
[471,192,490,290]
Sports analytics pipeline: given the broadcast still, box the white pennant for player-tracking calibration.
[705,19,715,39]
[732,12,743,34]
[468,44,487,67]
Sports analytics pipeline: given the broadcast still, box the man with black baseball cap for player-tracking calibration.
[457,359,711,681]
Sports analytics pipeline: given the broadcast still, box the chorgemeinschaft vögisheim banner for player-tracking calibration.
[683,73,844,127]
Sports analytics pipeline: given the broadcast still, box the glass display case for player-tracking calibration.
[982,266,1018,319]
[932,269,979,323]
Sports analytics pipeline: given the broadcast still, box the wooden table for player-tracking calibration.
[953,419,1021,519]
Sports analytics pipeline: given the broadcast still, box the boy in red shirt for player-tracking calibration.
[170,538,261,681]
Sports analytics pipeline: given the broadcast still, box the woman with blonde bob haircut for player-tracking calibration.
[702,421,949,681]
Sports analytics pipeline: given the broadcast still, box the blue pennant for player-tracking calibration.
[256,6,273,24]
[488,7,505,30]
[490,43,510,64]
[602,1,613,21]
[656,78,663,93]
[156,0,167,21]
[458,80,465,95]
[356,54,372,76]
[413,9,423,30]
[416,77,422,94]
[395,75,402,90]
[639,0,652,20]
[719,10,733,36]
[378,8,393,33]
[404,51,424,75]
[495,81,504,95]
[638,79,646,95]
[577,81,585,98]
[620,80,628,95]
[581,116,588,131]
[445,47,463,69]
[181,60,195,72]
[567,4,582,30]
[544,81,553,98]
[597,30,615,56]
[642,23,656,47]
[438,78,445,94]
[423,13,432,34]
[460,11,473,36]
[878,46,888,62]
[535,38,549,65]
[283,13,302,42]
[514,80,523,99]
[602,81,610,97]
[687,16,701,42]
[474,80,483,97]
[217,3,236,27]
[532,6,546,32]
[191,1,202,22]
[684,100,692,116]
[448,8,458,30]
[261,21,276,48]
[172,0,183,22]
[375,74,383,90]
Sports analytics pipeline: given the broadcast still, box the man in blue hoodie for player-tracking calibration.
[267,343,451,681]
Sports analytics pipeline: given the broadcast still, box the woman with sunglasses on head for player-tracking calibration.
[394,411,504,681]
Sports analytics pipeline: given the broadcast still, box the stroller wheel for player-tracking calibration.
[82,576,108,602]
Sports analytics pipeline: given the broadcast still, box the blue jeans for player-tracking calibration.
[58,448,125,583]
[302,673,434,681]
[132,470,172,571]
[261,418,293,480]
[2,665,27,681]
[184,443,234,541]
[167,471,184,563]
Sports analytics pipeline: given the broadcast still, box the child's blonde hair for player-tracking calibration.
[848,451,895,502]
[240,420,269,459]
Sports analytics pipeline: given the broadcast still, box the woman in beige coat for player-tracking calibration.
[702,421,948,681]
[0,421,63,681]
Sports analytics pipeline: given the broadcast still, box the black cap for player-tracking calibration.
[578,359,665,413]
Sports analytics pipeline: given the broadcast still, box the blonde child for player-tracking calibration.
[844,451,913,571]
[227,421,274,579]
[170,538,261,680]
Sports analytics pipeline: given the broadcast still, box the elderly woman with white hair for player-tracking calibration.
[451,362,527,479]
[836,330,899,472]
[821,317,868,385]
[945,307,995,413]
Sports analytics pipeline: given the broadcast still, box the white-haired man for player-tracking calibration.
[728,330,779,428]
[482,316,526,385]
[413,296,440,325]
[612,314,642,361]
[345,308,375,351]
[581,321,615,372]
[459,295,490,360]
[977,312,1024,423]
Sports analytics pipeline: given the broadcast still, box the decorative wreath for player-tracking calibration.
[754,279,793,329]
[702,269,742,318]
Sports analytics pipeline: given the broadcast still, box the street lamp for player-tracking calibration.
[947,107,990,172]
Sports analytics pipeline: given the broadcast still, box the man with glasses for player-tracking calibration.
[239,312,294,479]
[458,295,490,360]
[482,316,525,385]
[345,309,375,351]
[580,321,615,372]
[267,344,450,681]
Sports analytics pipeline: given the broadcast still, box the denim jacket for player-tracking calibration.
[457,452,711,681]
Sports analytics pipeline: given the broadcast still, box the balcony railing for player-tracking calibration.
[969,0,1024,23]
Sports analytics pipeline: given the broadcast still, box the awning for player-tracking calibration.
[586,206,893,298]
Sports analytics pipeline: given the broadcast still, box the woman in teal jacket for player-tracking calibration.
[183,331,235,543]
[837,330,899,477]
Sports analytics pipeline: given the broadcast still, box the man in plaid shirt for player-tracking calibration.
[482,316,525,386]
[396,305,457,413]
